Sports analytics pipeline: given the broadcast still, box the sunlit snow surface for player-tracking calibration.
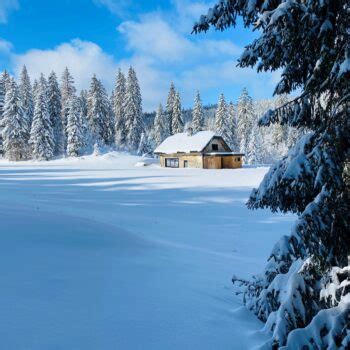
[0,152,295,350]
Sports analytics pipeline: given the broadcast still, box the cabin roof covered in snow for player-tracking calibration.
[154,131,224,154]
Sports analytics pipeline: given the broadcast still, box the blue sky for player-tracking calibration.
[0,0,278,110]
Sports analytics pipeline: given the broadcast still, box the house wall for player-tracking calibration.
[160,154,203,168]
[159,153,243,169]
[203,156,222,169]
[203,137,231,153]
[203,155,243,169]
[222,155,243,169]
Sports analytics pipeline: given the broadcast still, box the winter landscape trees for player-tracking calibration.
[0,63,306,165]
[194,0,349,348]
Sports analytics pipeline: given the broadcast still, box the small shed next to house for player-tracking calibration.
[154,130,244,169]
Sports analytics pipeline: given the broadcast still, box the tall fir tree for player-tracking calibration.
[18,65,34,128]
[194,1,349,348]
[171,91,183,134]
[2,78,29,160]
[166,82,176,135]
[246,120,263,165]
[227,102,239,151]
[191,91,203,133]
[153,103,167,146]
[137,132,153,156]
[30,74,54,160]
[87,75,113,146]
[124,67,143,150]
[78,90,89,151]
[47,71,64,156]
[66,96,83,157]
[113,69,127,148]
[60,67,76,132]
[237,88,254,155]
[0,71,8,121]
[214,93,230,141]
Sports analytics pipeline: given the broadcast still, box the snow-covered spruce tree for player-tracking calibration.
[66,96,83,157]
[194,1,349,348]
[0,72,8,120]
[2,78,29,161]
[87,75,114,147]
[18,65,34,128]
[78,90,90,152]
[30,74,54,160]
[137,132,153,156]
[47,71,64,156]
[246,120,264,165]
[236,88,254,155]
[227,102,239,151]
[113,69,127,148]
[60,67,76,132]
[153,103,167,146]
[215,93,230,141]
[166,82,176,135]
[124,67,143,150]
[191,91,204,133]
[171,91,183,134]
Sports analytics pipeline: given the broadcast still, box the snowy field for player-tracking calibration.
[0,153,295,350]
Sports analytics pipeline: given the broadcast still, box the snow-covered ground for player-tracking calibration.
[0,153,295,350]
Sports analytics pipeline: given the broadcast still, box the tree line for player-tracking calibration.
[0,66,301,163]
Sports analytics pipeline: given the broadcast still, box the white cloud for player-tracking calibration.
[93,0,132,17]
[118,14,196,62]
[0,0,19,23]
[12,39,117,92]
[0,38,13,53]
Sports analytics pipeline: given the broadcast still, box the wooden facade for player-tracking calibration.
[156,133,244,169]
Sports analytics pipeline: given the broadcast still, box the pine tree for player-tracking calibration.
[66,96,83,157]
[124,67,143,150]
[246,120,263,165]
[166,82,176,135]
[47,71,64,156]
[191,91,203,133]
[214,93,230,141]
[30,74,54,160]
[78,90,89,152]
[60,67,76,132]
[113,69,127,148]
[0,71,8,121]
[237,88,254,155]
[171,91,183,134]
[32,79,39,100]
[87,75,113,146]
[137,132,153,156]
[153,103,167,146]
[18,65,34,129]
[194,1,349,348]
[2,78,29,161]
[227,102,239,151]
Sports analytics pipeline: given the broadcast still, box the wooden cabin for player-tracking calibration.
[154,130,244,169]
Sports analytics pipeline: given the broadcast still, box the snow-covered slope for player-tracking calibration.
[0,152,295,349]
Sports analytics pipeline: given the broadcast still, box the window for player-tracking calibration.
[212,144,218,151]
[165,158,179,168]
[184,160,188,168]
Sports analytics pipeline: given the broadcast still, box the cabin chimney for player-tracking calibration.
[186,127,193,136]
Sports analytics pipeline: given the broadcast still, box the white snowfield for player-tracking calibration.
[0,152,295,350]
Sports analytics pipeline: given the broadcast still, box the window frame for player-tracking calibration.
[165,158,179,168]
